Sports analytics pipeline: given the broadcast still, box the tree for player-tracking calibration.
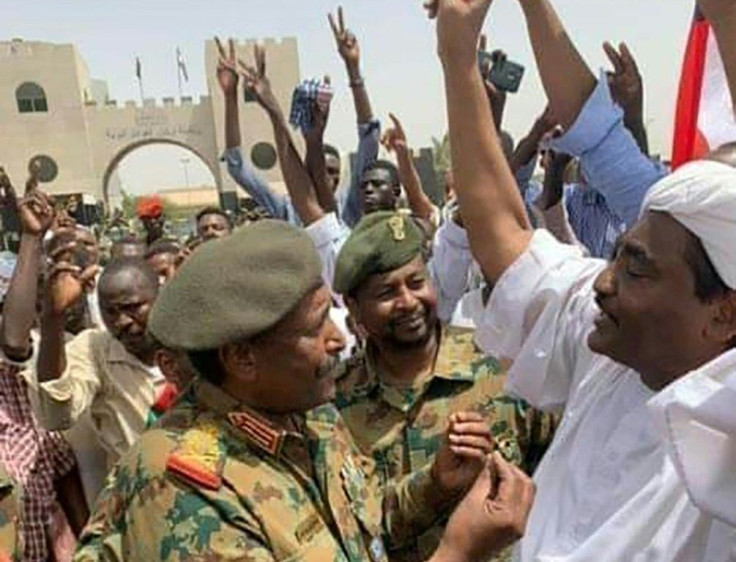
[120,188,137,221]
[432,132,452,192]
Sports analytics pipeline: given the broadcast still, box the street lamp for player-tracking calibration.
[180,157,191,190]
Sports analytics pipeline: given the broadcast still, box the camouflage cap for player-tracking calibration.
[333,211,424,295]
[149,219,322,351]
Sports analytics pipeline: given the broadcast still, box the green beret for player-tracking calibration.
[149,220,322,351]
[333,211,424,295]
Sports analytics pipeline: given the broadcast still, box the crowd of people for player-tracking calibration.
[0,0,735,560]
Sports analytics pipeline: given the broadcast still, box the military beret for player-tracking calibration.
[333,211,425,295]
[149,219,322,351]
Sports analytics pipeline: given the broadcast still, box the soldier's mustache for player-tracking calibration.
[317,356,340,379]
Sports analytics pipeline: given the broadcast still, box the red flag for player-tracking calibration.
[672,8,736,168]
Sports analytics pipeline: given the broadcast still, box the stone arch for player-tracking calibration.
[101,138,218,205]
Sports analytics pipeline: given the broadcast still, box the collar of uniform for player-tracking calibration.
[365,324,478,385]
[193,379,304,459]
[106,330,149,368]
[362,324,477,413]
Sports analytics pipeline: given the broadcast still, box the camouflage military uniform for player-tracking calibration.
[334,325,556,562]
[0,465,21,562]
[74,380,455,561]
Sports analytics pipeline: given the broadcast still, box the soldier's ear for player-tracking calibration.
[219,341,257,382]
[344,296,360,323]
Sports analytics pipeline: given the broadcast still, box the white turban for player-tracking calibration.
[641,160,736,289]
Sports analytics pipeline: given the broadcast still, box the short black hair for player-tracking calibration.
[362,160,400,187]
[323,144,341,162]
[99,257,159,294]
[186,348,227,386]
[195,206,232,227]
[145,239,181,260]
[684,232,730,302]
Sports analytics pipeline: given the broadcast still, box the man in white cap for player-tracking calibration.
[426,0,736,559]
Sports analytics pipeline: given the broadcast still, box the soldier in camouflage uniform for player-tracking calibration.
[333,211,556,562]
[73,220,532,562]
[0,464,21,562]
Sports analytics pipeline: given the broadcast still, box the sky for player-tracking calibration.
[7,0,694,194]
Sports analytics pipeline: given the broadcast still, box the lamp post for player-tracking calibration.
[180,157,191,190]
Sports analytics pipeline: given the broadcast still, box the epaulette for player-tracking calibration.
[166,422,225,490]
[228,411,284,457]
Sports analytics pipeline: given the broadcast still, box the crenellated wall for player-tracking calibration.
[0,37,300,205]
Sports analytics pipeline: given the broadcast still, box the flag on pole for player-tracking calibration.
[176,47,189,82]
[135,56,142,81]
[672,7,736,169]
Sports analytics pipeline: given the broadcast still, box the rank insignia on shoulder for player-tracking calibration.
[228,411,283,457]
[166,422,225,490]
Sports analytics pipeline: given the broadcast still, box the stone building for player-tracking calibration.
[0,37,300,207]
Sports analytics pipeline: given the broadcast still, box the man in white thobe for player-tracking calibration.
[426,0,736,559]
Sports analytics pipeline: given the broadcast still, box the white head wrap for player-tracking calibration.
[641,160,736,289]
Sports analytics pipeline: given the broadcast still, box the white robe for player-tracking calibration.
[473,230,736,562]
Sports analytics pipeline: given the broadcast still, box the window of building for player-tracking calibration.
[251,142,277,171]
[16,82,48,113]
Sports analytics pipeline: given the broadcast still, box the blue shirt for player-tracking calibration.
[564,183,626,259]
[549,73,668,258]
[223,119,381,228]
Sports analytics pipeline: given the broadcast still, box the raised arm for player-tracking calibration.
[382,113,436,222]
[698,0,736,111]
[0,167,53,360]
[216,37,291,221]
[238,46,325,226]
[426,0,531,283]
[329,7,381,227]
[304,90,339,213]
[479,36,508,131]
[604,42,649,156]
[215,38,242,150]
[510,106,555,173]
[329,6,374,125]
[37,236,99,384]
[517,0,596,129]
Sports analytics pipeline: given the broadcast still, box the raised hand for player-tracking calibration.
[431,412,493,497]
[381,113,410,156]
[238,44,280,115]
[304,77,332,143]
[603,42,643,118]
[215,37,239,96]
[18,185,55,237]
[45,239,100,316]
[435,452,536,561]
[328,7,361,72]
[425,0,493,66]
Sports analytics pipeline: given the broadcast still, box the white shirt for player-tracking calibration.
[474,230,736,562]
[304,212,350,292]
[303,212,356,358]
[429,219,482,323]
